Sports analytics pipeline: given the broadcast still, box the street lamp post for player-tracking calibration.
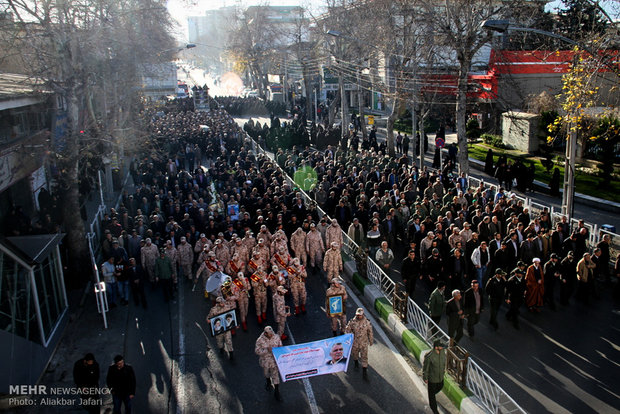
[481,20,585,219]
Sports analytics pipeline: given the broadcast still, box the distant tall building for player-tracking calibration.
[187,7,236,72]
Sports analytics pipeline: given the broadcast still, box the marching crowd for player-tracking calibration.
[97,98,618,407]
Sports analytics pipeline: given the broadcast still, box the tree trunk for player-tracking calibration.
[386,101,397,157]
[61,91,89,288]
[456,58,471,175]
[358,86,367,140]
[328,92,340,127]
[419,113,426,170]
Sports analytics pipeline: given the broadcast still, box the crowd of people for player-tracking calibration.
[96,96,618,404]
[98,102,375,402]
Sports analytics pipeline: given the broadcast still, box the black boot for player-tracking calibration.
[354,360,359,369]
[274,384,282,401]
[265,378,271,391]
[229,351,234,361]
[363,367,369,381]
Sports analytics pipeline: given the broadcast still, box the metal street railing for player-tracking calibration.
[466,358,526,414]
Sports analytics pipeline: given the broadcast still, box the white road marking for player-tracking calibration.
[176,282,186,414]
[285,324,320,414]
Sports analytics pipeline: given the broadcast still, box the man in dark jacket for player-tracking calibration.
[543,253,562,310]
[485,269,507,331]
[463,280,484,338]
[423,340,447,414]
[106,355,136,414]
[446,289,464,344]
[74,353,100,414]
[401,249,421,296]
[505,268,527,329]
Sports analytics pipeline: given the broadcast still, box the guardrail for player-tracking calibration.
[246,134,525,414]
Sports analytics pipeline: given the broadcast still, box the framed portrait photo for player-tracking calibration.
[210,309,238,337]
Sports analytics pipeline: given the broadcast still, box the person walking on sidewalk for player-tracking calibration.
[423,340,447,414]
[73,353,100,414]
[345,307,374,381]
[428,281,446,334]
[106,355,136,414]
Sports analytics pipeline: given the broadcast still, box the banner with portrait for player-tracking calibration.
[209,309,238,337]
[271,334,353,382]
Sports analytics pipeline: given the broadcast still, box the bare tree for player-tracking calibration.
[3,0,175,286]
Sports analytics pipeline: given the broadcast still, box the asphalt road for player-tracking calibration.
[119,271,431,414]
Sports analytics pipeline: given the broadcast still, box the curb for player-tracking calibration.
[344,262,485,414]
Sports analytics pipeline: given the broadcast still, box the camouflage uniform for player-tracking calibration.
[255,328,283,385]
[267,265,286,296]
[305,226,325,269]
[326,281,348,334]
[214,242,231,265]
[232,273,251,327]
[323,245,343,282]
[273,286,289,337]
[253,241,271,265]
[271,247,291,271]
[247,252,267,276]
[140,240,159,282]
[326,221,344,250]
[251,269,269,322]
[231,240,249,264]
[289,259,307,313]
[345,311,374,368]
[290,228,308,266]
[257,227,273,248]
[164,244,179,283]
[270,233,289,256]
[194,236,212,258]
[177,240,194,280]
[196,255,222,284]
[207,298,234,353]
[242,233,256,255]
[226,254,245,276]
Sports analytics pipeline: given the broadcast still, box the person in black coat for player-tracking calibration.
[74,353,100,414]
[485,269,507,331]
[543,254,562,310]
[463,280,484,338]
[559,252,577,305]
[126,258,148,309]
[400,249,421,296]
[505,268,527,329]
[446,289,464,344]
[107,355,136,414]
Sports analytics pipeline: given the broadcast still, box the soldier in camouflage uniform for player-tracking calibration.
[271,245,291,271]
[254,238,271,266]
[231,238,249,264]
[255,326,283,401]
[194,234,212,261]
[305,223,325,273]
[323,242,343,282]
[257,225,272,248]
[214,239,231,265]
[251,266,269,324]
[207,296,235,361]
[289,257,307,315]
[326,278,347,336]
[273,285,290,340]
[226,252,245,277]
[290,227,307,266]
[246,250,266,276]
[177,236,194,280]
[196,252,222,285]
[242,230,256,255]
[345,307,374,380]
[326,219,344,250]
[163,240,179,284]
[232,272,251,331]
[140,238,159,283]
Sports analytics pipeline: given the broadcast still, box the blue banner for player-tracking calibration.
[272,334,353,382]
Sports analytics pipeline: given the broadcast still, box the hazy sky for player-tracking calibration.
[166,0,619,40]
[166,0,324,39]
